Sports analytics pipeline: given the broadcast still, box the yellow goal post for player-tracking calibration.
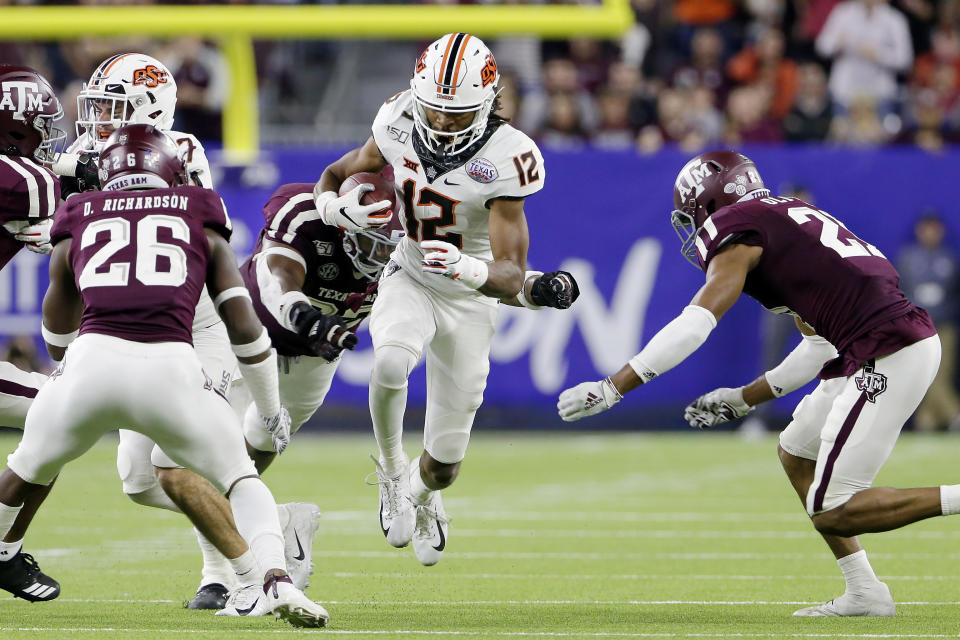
[0,2,634,163]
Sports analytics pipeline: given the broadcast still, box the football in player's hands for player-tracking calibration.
[531,270,580,309]
[287,302,358,361]
[339,172,397,223]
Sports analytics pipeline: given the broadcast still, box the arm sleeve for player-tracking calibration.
[764,333,839,397]
[627,305,718,382]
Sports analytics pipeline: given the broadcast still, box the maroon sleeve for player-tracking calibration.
[262,183,320,248]
[49,197,79,246]
[695,205,767,269]
[196,187,232,242]
[0,157,60,224]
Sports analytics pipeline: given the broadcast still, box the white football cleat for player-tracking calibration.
[793,581,895,617]
[263,574,329,628]
[367,455,415,548]
[412,490,449,567]
[280,502,322,590]
[215,582,270,618]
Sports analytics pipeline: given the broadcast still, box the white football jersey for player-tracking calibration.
[66,130,218,330]
[372,90,545,296]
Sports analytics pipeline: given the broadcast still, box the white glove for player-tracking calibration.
[683,386,754,429]
[3,219,52,254]
[314,183,392,233]
[262,406,292,454]
[557,377,622,422]
[420,240,489,289]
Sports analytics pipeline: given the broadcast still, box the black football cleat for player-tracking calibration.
[186,582,229,610]
[0,551,60,602]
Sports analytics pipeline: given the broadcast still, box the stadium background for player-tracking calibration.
[1,0,955,432]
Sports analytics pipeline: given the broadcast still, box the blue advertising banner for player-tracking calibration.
[1,146,953,428]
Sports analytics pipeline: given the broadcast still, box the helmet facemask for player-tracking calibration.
[343,228,401,281]
[30,103,65,165]
[670,206,700,268]
[411,85,495,156]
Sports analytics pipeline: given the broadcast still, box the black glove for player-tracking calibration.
[60,152,101,199]
[530,270,580,309]
[287,302,358,361]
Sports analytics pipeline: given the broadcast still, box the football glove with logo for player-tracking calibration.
[55,151,101,199]
[420,240,489,289]
[557,377,622,422]
[684,386,754,429]
[531,270,580,309]
[286,302,358,361]
[262,407,292,454]
[314,183,392,233]
[4,219,52,254]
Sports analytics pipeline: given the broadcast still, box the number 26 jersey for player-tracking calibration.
[372,90,545,294]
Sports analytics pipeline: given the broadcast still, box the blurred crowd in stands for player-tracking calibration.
[5,0,960,151]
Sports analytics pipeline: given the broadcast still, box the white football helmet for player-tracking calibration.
[76,53,177,152]
[410,33,500,156]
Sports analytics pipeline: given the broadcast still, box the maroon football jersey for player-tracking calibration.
[696,195,935,378]
[240,183,378,357]
[50,186,231,344]
[0,155,60,270]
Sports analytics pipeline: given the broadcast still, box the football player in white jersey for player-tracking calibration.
[312,33,578,565]
[46,53,320,609]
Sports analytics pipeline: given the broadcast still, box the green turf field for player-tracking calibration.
[0,430,958,639]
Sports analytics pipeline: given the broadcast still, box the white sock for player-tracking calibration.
[0,501,22,561]
[409,456,433,505]
[0,538,23,562]
[130,484,181,513]
[276,503,291,531]
[229,477,285,575]
[227,549,259,586]
[370,346,417,477]
[838,550,880,593]
[194,527,235,589]
[940,485,960,515]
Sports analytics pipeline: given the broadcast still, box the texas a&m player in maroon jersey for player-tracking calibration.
[0,125,328,626]
[237,182,399,470]
[0,64,65,603]
[0,64,64,430]
[559,150,960,618]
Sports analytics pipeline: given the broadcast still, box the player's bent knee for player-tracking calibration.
[426,432,470,470]
[811,507,854,536]
[372,344,418,390]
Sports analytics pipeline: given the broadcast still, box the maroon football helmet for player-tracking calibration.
[0,64,65,165]
[671,150,769,266]
[98,124,186,191]
[343,212,404,281]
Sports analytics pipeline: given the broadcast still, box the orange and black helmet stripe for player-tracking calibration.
[438,33,470,96]
[91,53,135,86]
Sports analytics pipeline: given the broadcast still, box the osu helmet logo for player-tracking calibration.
[132,65,168,89]
[480,54,497,88]
[415,50,427,74]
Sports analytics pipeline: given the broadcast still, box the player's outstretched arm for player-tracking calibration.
[205,229,291,453]
[258,239,357,361]
[557,244,761,422]
[41,240,82,361]
[501,270,580,310]
[313,137,392,232]
[683,317,838,428]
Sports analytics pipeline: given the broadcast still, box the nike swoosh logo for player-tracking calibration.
[432,517,446,552]
[236,598,259,616]
[293,531,306,561]
[379,497,390,537]
[443,178,459,186]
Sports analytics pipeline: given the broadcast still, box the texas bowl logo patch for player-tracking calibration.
[466,158,498,184]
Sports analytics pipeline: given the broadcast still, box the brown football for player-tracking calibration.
[338,172,397,215]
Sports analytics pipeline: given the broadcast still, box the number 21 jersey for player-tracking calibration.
[695,196,935,378]
[372,90,544,294]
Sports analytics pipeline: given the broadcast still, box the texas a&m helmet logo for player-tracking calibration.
[132,65,168,89]
[0,81,44,121]
[855,363,887,403]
